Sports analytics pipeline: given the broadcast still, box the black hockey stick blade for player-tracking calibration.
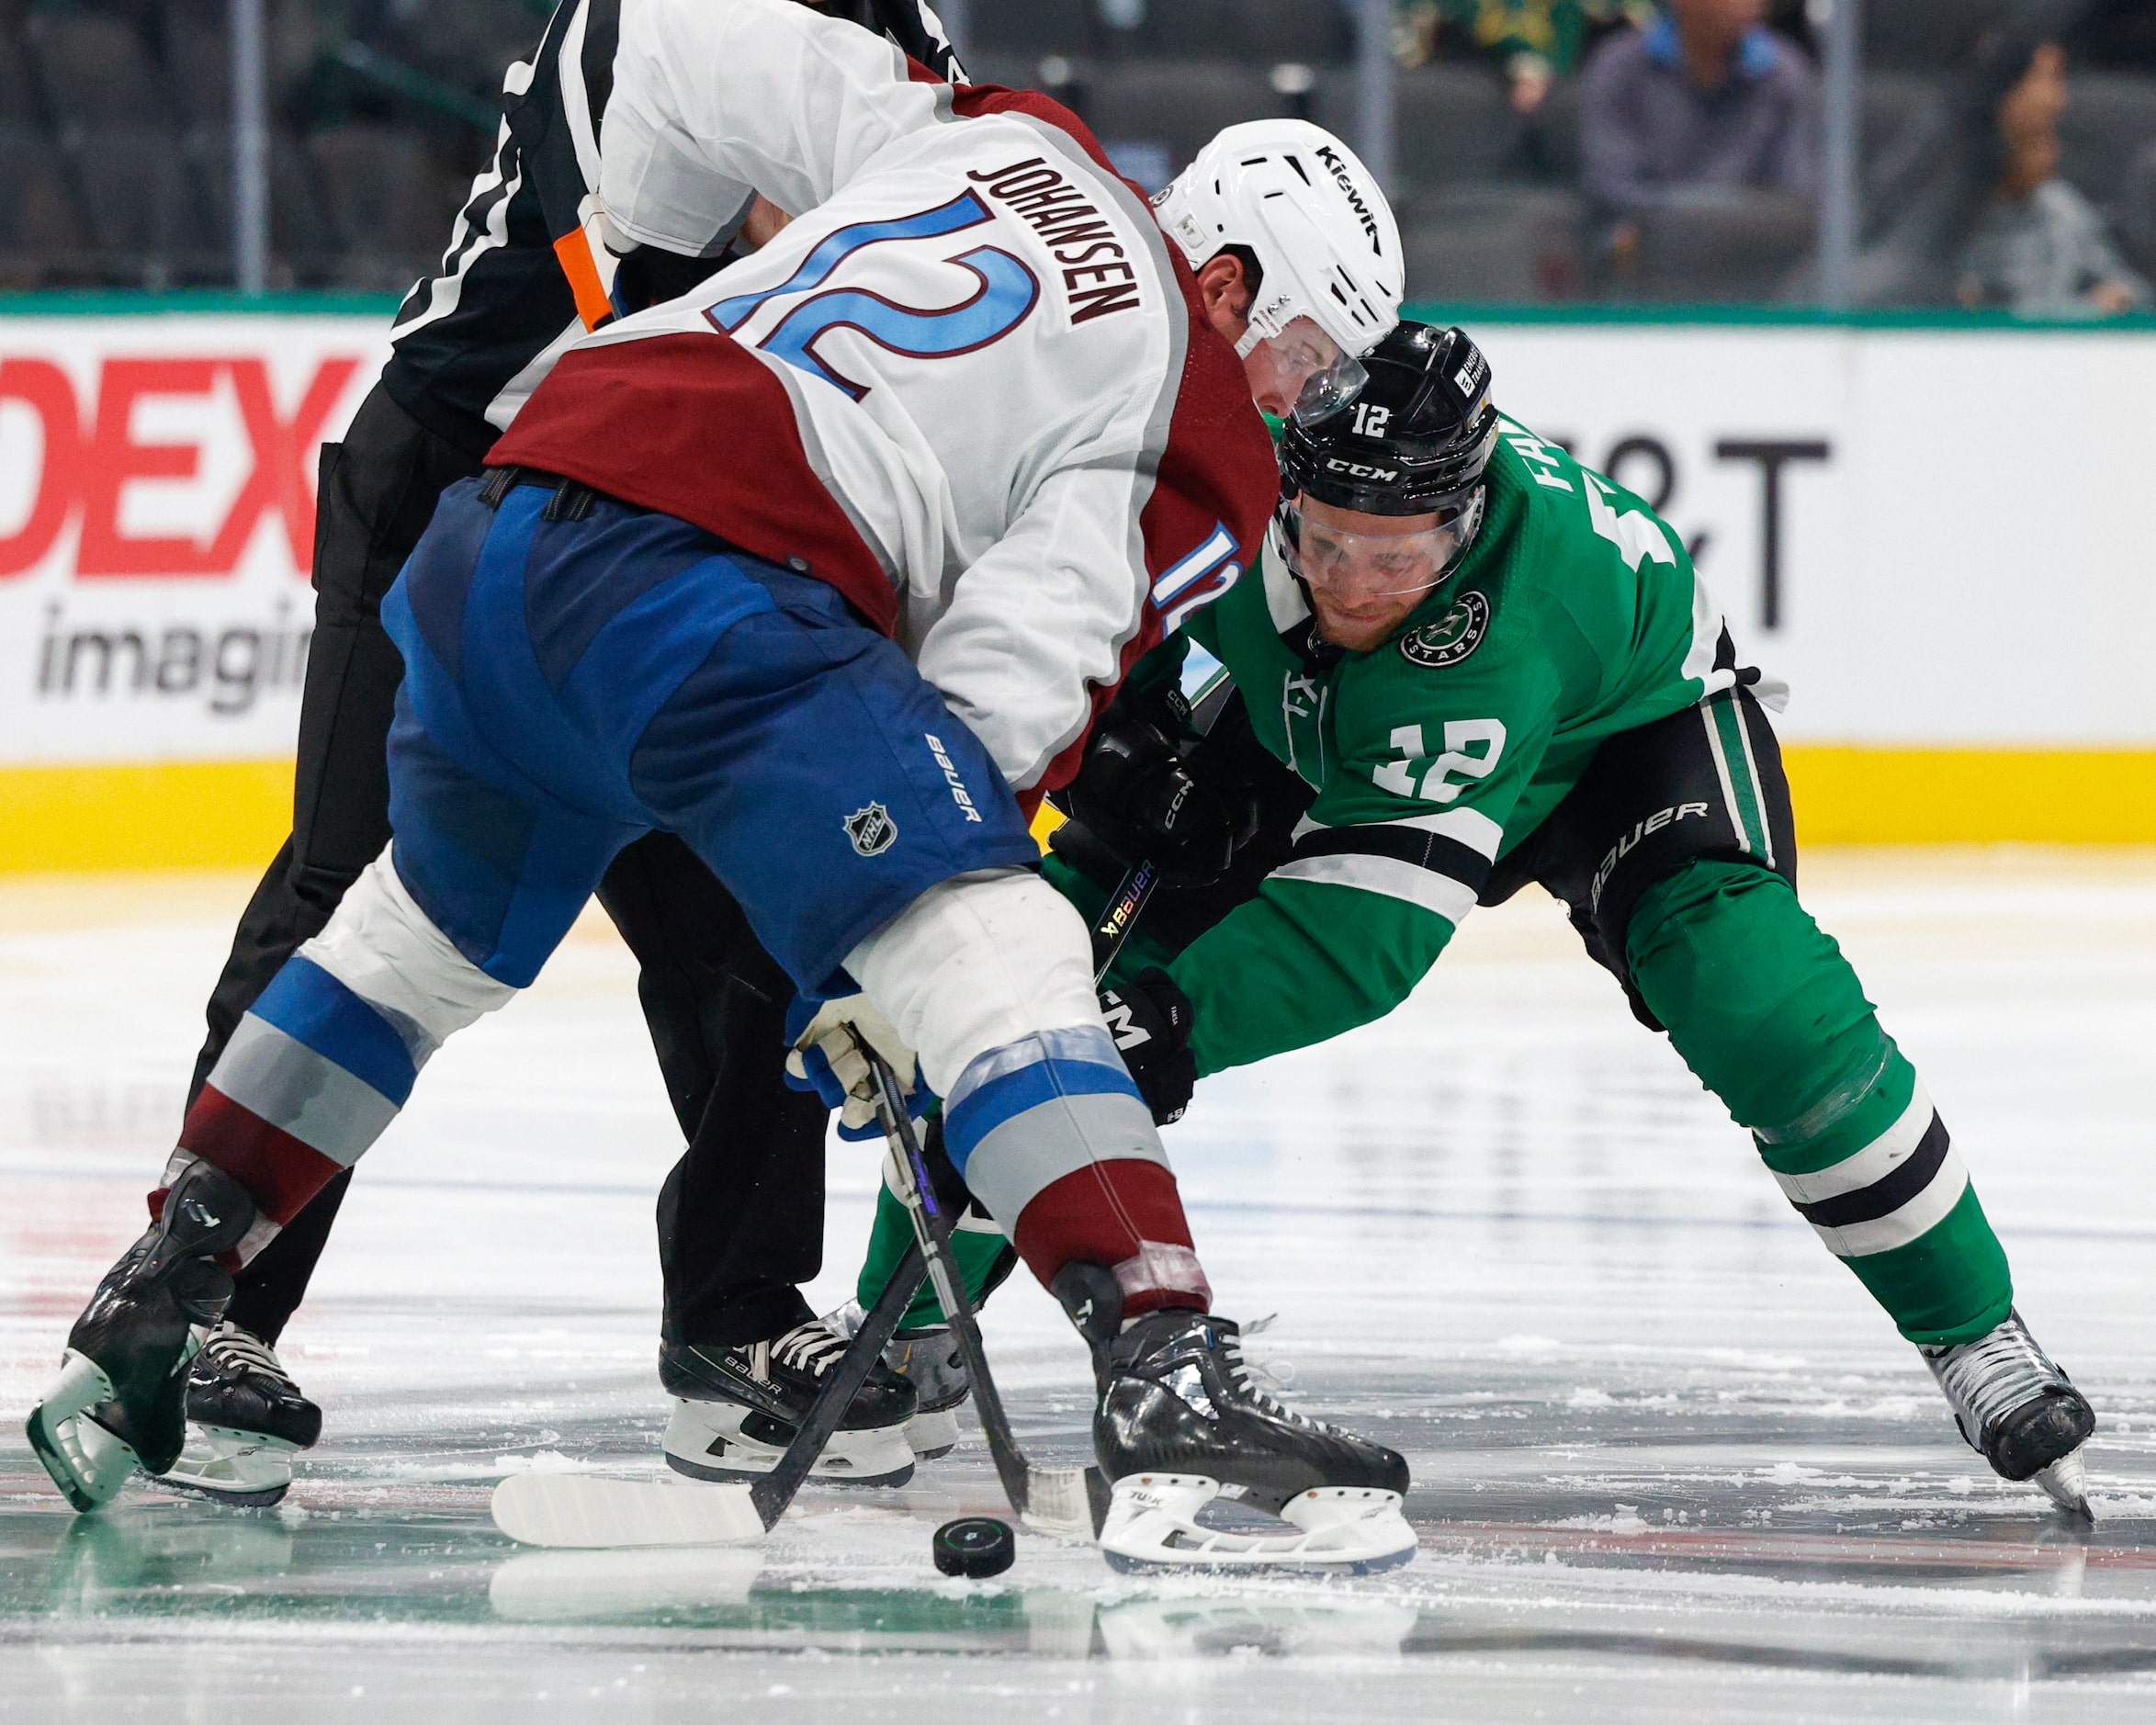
[745,1238,930,1529]
[865,1051,1109,1539]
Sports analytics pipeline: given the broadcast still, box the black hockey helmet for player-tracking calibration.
[1279,321,1499,519]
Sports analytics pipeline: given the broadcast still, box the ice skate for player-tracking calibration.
[887,1325,969,1460]
[152,1322,323,1508]
[1921,1309,2095,1518]
[660,1315,918,1487]
[27,1160,255,1513]
[830,1299,971,1460]
[1058,1268,1414,1573]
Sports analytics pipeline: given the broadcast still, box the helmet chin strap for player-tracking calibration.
[1234,325,1267,359]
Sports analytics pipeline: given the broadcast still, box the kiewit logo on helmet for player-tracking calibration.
[1312,145,1381,248]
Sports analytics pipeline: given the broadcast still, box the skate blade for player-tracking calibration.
[2033,1449,2095,1521]
[660,1398,915,1487]
[905,1407,960,1461]
[25,1350,138,1514]
[491,1473,765,1549]
[152,1426,299,1508]
[1098,1475,1419,1574]
[664,1449,915,1489]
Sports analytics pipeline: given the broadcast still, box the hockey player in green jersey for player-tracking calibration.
[852,319,2097,1516]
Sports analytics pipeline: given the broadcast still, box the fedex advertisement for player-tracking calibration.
[0,316,388,764]
[3,311,2154,777]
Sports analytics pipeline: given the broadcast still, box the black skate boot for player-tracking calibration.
[27,1159,256,1512]
[830,1300,971,1460]
[660,1315,919,1486]
[153,1322,323,1507]
[1056,1264,1416,1573]
[1922,1309,2095,1517]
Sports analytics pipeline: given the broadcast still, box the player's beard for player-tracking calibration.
[1308,584,1424,654]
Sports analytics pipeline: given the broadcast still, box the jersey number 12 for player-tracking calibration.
[1372,719,1507,805]
[706,191,1040,401]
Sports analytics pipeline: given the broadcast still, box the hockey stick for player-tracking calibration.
[747,1238,929,1526]
[865,1048,1112,1541]
[1090,857,1160,982]
[1087,651,1236,983]
[491,1237,931,1549]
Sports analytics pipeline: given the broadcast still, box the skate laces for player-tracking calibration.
[1212,1323,1297,1422]
[200,1322,294,1389]
[1924,1312,2070,1442]
[769,1318,850,1381]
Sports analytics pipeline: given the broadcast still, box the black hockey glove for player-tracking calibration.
[1062,720,1247,886]
[1101,967,1197,1125]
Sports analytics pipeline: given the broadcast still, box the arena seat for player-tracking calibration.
[0,20,42,124]
[24,13,161,130]
[71,126,197,277]
[1864,0,2013,73]
[0,123,85,280]
[1401,186,1585,303]
[192,129,348,282]
[968,0,1095,60]
[164,0,232,127]
[2109,138,2156,281]
[309,124,456,290]
[1121,0,1353,66]
[1319,62,1520,194]
[1084,59,1288,179]
[2059,73,2156,208]
[1627,186,1817,301]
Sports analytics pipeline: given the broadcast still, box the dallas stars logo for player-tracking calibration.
[1399,590,1490,669]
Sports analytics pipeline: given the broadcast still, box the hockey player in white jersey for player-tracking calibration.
[151,0,972,1512]
[31,0,1418,1569]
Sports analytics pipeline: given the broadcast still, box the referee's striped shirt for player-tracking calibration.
[378,0,964,457]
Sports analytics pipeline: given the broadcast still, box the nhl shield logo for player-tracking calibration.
[1400,590,1490,669]
[843,801,897,857]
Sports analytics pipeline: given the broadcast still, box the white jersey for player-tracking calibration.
[492,0,1273,796]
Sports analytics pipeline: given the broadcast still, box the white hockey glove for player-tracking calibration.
[784,995,927,1140]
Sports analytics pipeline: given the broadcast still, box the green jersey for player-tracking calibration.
[1169,416,1740,1077]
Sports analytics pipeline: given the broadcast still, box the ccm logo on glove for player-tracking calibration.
[1100,968,1197,1125]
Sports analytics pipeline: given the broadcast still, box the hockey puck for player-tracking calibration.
[932,1516,1015,1578]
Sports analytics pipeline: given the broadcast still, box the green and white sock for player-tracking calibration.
[855,1166,1012,1330]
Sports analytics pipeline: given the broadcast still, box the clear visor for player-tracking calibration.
[1284,499,1461,601]
[1245,316,1369,424]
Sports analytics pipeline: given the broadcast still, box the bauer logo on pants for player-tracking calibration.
[843,802,898,856]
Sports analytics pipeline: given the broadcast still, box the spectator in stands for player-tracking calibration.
[1578,0,1820,274]
[1403,2,1647,115]
[1957,39,2150,314]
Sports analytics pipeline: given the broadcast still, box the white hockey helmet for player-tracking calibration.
[1151,118,1403,363]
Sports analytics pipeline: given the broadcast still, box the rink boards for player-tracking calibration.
[0,300,2152,864]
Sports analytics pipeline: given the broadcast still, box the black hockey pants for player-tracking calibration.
[193,382,829,1350]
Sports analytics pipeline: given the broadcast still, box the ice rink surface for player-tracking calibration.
[3,850,2154,1723]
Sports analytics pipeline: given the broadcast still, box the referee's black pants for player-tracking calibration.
[192,382,830,1354]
